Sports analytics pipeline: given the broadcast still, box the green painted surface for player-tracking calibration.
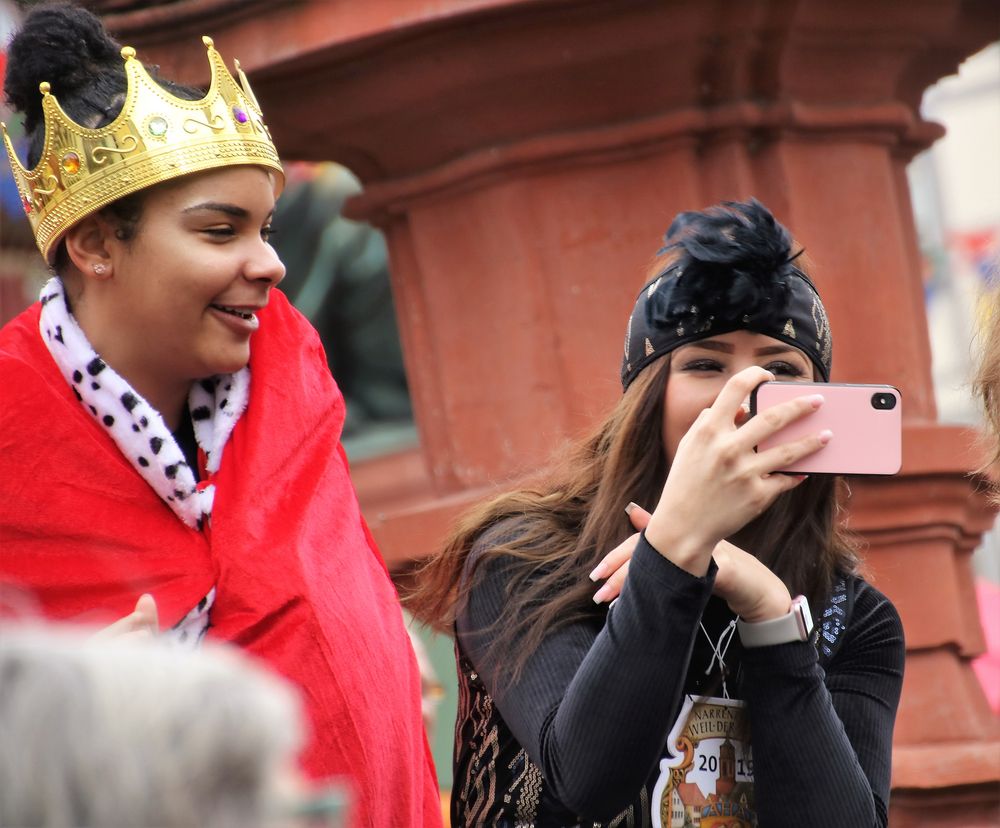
[407,620,458,791]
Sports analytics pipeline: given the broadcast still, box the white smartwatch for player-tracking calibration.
[737,595,813,648]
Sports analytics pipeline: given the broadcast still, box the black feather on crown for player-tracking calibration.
[622,199,832,389]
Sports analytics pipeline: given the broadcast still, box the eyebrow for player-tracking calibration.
[685,341,800,357]
[182,202,250,219]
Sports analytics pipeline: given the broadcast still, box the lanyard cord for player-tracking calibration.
[700,617,740,699]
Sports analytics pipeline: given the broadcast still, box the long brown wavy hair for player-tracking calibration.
[973,292,1000,490]
[407,345,860,683]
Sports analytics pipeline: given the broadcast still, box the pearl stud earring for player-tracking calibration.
[93,263,108,276]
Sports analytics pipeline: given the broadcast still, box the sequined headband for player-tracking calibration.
[621,262,833,390]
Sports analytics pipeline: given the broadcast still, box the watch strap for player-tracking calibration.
[737,595,813,648]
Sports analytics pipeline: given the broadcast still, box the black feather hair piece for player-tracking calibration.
[621,198,832,389]
[647,199,801,334]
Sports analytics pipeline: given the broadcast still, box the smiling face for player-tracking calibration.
[662,330,816,464]
[76,166,285,422]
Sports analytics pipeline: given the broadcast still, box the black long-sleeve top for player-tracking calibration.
[452,525,905,827]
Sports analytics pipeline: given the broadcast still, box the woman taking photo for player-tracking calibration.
[412,199,905,827]
[0,6,440,826]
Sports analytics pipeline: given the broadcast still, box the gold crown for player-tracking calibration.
[2,37,283,263]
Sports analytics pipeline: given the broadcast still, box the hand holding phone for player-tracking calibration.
[750,382,902,475]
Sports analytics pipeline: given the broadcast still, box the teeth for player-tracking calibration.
[213,305,255,320]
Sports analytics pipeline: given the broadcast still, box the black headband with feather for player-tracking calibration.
[621,199,832,389]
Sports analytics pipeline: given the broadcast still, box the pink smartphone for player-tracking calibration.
[750,382,902,475]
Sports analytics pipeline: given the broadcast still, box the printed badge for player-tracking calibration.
[651,695,755,828]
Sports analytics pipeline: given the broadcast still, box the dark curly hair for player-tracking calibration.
[4,2,203,262]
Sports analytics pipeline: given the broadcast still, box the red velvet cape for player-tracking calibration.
[0,292,441,827]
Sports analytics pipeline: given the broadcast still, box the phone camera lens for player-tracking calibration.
[871,393,897,410]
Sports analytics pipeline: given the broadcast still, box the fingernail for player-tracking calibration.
[593,584,613,604]
[819,429,833,444]
[808,394,825,408]
[624,501,638,515]
[608,598,619,609]
[589,562,609,582]
[795,474,809,481]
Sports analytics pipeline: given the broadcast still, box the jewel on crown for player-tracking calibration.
[2,37,283,263]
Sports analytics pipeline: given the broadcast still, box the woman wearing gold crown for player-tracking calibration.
[0,5,442,826]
